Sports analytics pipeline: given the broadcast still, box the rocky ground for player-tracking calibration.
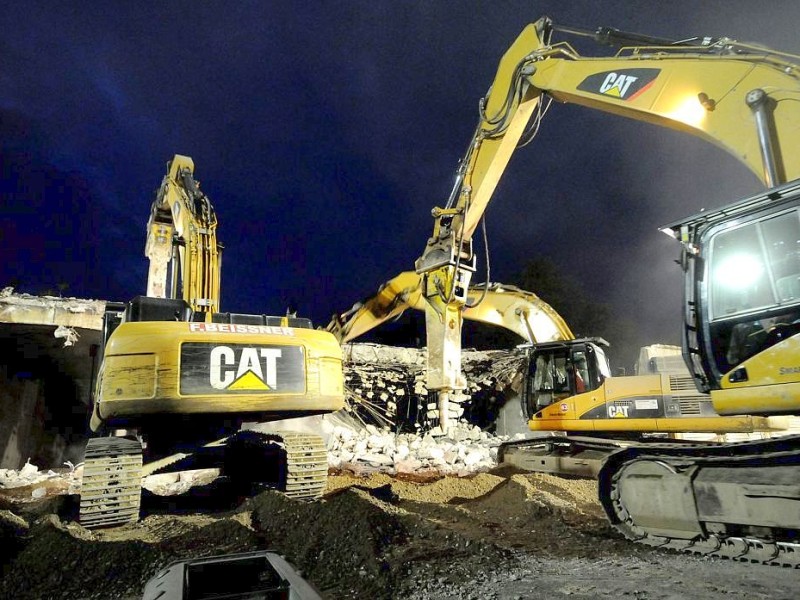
[1,456,797,599]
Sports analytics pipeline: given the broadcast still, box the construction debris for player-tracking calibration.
[0,461,83,500]
[327,421,509,477]
[0,417,517,503]
[0,289,105,330]
[341,343,526,433]
[53,325,80,347]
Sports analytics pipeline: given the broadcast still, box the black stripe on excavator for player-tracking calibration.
[180,342,305,395]
[577,68,660,101]
[579,396,663,419]
[121,296,315,328]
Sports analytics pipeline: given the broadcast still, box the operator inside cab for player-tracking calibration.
[526,341,609,415]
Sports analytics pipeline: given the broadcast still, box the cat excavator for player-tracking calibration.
[79,156,344,528]
[337,18,800,564]
[328,271,786,436]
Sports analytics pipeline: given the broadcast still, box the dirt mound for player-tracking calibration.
[249,487,517,599]
[0,513,264,599]
[1,515,167,600]
[390,472,506,503]
[0,476,521,600]
[327,471,505,503]
[466,474,571,520]
[465,472,603,522]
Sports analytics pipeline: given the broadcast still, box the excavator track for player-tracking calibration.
[279,431,329,500]
[79,437,143,529]
[78,429,328,530]
[598,434,800,567]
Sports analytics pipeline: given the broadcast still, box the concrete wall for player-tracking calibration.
[0,345,92,469]
[0,291,104,469]
[0,368,43,468]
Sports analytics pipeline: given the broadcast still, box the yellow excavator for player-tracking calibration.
[329,271,785,436]
[80,156,344,528]
[335,18,800,564]
[408,18,800,426]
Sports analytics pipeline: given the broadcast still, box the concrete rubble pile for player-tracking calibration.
[142,468,222,496]
[341,342,526,432]
[0,460,83,497]
[326,420,510,477]
[324,342,529,477]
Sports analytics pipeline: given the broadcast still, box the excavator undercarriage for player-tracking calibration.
[80,430,329,528]
[600,434,800,566]
[500,433,800,567]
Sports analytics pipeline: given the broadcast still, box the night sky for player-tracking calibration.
[2,2,799,358]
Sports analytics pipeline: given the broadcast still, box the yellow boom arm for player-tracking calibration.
[144,155,221,315]
[327,271,574,345]
[415,17,800,426]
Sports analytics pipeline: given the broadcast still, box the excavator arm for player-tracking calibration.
[326,270,574,345]
[425,17,800,251]
[327,270,574,435]
[145,155,221,315]
[415,17,800,429]
[326,271,575,344]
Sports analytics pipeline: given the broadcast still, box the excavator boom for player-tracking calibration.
[145,155,221,313]
[449,17,800,244]
[327,270,573,345]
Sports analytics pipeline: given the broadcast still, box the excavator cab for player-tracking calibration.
[666,179,800,416]
[522,338,611,417]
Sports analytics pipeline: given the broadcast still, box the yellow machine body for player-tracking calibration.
[91,321,343,432]
[529,373,786,433]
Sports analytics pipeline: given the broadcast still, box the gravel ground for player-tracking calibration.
[0,466,797,599]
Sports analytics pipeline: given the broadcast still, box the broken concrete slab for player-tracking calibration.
[341,342,527,434]
[0,288,106,332]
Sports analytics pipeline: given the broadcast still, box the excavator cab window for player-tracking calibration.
[570,350,591,394]
[529,350,571,412]
[525,341,608,415]
[573,342,609,393]
[707,207,800,373]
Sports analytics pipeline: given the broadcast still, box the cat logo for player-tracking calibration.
[179,342,305,395]
[599,73,638,97]
[210,346,281,390]
[577,68,660,102]
[608,405,630,418]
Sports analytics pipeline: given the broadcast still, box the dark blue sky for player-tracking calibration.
[2,1,799,351]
